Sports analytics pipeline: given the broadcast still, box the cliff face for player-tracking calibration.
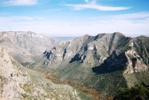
[41,32,149,95]
[43,32,126,68]
[0,46,46,100]
[0,46,84,100]
[0,31,55,66]
[43,33,149,73]
[1,31,148,98]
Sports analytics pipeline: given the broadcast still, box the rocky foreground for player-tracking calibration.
[0,46,87,100]
[0,31,149,100]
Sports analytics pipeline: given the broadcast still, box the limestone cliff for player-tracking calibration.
[0,46,84,100]
[40,32,149,96]
[0,31,55,66]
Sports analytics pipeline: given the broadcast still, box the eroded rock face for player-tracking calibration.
[43,32,127,69]
[1,32,149,98]
[124,38,149,74]
[0,46,83,100]
[91,36,149,74]
[38,33,149,96]
[0,31,55,65]
[124,49,148,74]
[0,47,47,100]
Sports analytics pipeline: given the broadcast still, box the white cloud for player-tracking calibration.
[21,17,34,20]
[0,12,149,37]
[111,12,149,19]
[64,1,130,11]
[0,16,34,22]
[1,0,37,6]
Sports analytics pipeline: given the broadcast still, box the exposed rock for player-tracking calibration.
[124,49,148,74]
[43,32,149,73]
[0,31,55,66]
[1,31,148,98]
[39,32,149,96]
[42,32,127,69]
[0,46,83,100]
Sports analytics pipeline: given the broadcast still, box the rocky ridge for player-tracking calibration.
[43,33,125,67]
[43,32,149,74]
[0,31,55,66]
[1,31,149,99]
[41,32,149,96]
[0,46,85,100]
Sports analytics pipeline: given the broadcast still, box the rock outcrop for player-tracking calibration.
[1,31,148,98]
[43,32,149,74]
[0,31,55,66]
[0,46,83,100]
[40,32,149,96]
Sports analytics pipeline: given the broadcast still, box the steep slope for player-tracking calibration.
[0,31,55,66]
[0,46,89,100]
[42,32,126,68]
[39,32,149,96]
[92,35,149,74]
[87,34,149,95]
[113,83,149,100]
[0,46,48,99]
[42,32,128,79]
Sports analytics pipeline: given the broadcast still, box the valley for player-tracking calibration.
[0,31,149,100]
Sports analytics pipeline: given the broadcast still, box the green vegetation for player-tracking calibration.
[114,83,149,100]
[11,59,21,69]
[23,83,33,94]
[124,72,149,88]
[84,71,127,96]
[0,76,8,85]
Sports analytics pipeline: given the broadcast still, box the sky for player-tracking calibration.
[0,0,149,37]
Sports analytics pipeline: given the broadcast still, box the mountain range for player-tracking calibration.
[0,31,149,100]
[41,32,149,97]
[0,31,89,100]
[0,46,86,100]
[0,31,55,66]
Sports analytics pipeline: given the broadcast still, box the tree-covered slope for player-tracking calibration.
[39,32,149,97]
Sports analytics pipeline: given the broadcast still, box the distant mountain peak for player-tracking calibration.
[0,31,55,66]
[0,31,46,38]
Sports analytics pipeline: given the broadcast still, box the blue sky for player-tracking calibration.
[0,0,149,37]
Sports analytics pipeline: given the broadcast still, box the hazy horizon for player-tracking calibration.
[0,0,149,37]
